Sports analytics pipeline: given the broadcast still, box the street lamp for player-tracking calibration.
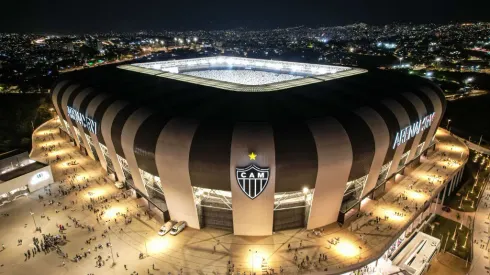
[249,249,252,273]
[447,119,452,130]
[399,57,403,65]
[107,230,116,267]
[30,209,38,230]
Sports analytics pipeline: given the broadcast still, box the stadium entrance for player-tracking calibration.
[194,188,234,231]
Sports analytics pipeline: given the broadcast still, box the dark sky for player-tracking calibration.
[1,0,488,33]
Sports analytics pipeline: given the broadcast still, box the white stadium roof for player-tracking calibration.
[118,57,367,92]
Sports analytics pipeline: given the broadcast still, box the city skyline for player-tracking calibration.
[1,0,489,33]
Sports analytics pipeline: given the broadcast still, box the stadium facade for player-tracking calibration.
[51,57,445,236]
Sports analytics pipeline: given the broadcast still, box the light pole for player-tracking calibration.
[443,232,450,252]
[446,119,451,130]
[108,230,116,267]
[249,249,252,274]
[30,209,38,230]
[399,57,403,66]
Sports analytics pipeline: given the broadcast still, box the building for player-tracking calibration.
[392,232,441,275]
[50,57,446,236]
[0,150,54,205]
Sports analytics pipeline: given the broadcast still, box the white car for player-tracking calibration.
[170,221,187,236]
[158,221,176,236]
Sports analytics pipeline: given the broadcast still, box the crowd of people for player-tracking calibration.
[182,69,304,86]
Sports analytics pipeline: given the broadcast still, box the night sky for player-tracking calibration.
[1,0,488,33]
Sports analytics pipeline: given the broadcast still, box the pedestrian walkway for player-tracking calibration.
[469,175,490,274]
[0,119,469,275]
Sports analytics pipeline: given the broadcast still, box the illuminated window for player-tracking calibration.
[274,189,313,210]
[84,134,99,161]
[341,175,368,212]
[98,143,115,172]
[415,142,425,157]
[73,127,82,144]
[398,151,410,170]
[193,187,232,210]
[139,169,166,210]
[62,119,73,137]
[116,154,132,180]
[376,161,392,187]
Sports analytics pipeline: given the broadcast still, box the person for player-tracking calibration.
[124,264,127,270]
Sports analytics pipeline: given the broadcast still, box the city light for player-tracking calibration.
[3,19,484,275]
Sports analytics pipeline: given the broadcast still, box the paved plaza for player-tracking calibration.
[0,119,469,275]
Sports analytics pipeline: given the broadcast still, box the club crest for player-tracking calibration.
[236,164,270,199]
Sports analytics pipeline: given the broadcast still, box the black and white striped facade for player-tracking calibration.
[51,62,446,236]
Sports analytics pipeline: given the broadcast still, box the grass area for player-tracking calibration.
[444,150,490,212]
[0,94,54,153]
[423,214,472,261]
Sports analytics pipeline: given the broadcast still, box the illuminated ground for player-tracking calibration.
[0,119,469,275]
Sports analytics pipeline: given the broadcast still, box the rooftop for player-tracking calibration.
[119,57,365,92]
[58,60,442,122]
[0,161,46,182]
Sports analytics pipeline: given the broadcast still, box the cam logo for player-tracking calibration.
[235,152,270,200]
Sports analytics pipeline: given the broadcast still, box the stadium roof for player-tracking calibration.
[56,58,444,122]
[118,57,366,92]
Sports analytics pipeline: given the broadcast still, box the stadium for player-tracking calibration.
[51,57,445,236]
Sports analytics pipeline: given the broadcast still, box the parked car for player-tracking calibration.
[158,221,176,236]
[442,206,451,213]
[170,221,187,236]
